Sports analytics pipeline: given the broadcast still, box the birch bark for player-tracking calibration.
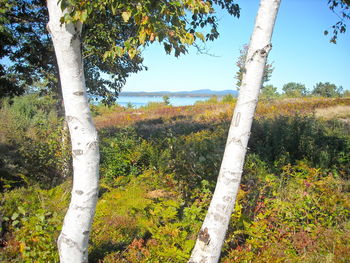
[189,0,281,262]
[47,1,99,262]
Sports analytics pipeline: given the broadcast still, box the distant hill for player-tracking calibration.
[120,89,238,97]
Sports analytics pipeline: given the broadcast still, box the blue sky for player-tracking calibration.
[122,0,350,93]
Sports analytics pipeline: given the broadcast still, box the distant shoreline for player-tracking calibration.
[120,93,218,97]
[120,89,238,98]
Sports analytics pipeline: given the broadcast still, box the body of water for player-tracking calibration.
[116,96,209,108]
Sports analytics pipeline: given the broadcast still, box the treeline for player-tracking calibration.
[234,44,348,100]
[260,81,347,99]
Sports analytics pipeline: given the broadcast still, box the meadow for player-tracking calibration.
[1,95,350,262]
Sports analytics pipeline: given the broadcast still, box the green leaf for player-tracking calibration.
[12,220,19,227]
[18,206,26,215]
[128,48,137,59]
[38,214,45,222]
[195,32,205,41]
[138,30,146,45]
[115,46,125,57]
[80,9,88,22]
[111,5,117,15]
[122,11,131,23]
[11,212,19,220]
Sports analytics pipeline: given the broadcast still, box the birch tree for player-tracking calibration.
[46,0,240,261]
[189,0,281,262]
[47,2,98,262]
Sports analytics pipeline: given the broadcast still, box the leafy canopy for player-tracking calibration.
[0,0,146,103]
[59,0,240,58]
[1,0,240,102]
[282,82,307,97]
[312,82,343,97]
[261,84,278,99]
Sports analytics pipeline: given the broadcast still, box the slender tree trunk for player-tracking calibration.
[189,0,281,262]
[47,1,99,262]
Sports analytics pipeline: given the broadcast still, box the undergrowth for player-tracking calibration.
[0,95,349,262]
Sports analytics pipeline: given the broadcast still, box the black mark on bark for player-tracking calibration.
[74,205,91,211]
[198,227,210,245]
[73,149,83,156]
[75,190,84,195]
[87,141,98,150]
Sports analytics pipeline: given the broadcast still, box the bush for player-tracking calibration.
[249,116,350,177]
[223,162,350,262]
[0,94,70,190]
[221,94,236,103]
[99,128,156,189]
[1,96,349,262]
[141,101,167,110]
[90,173,211,262]
[312,82,343,98]
[165,128,227,195]
[0,183,70,262]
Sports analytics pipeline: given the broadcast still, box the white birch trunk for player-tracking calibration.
[189,0,281,262]
[47,1,99,262]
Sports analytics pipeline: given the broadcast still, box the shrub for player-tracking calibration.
[249,116,350,177]
[221,94,236,104]
[99,128,156,189]
[90,173,211,262]
[0,94,70,190]
[141,101,167,110]
[165,128,227,195]
[0,183,70,262]
[223,162,350,262]
[312,82,343,98]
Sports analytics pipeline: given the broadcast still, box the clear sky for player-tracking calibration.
[122,0,350,93]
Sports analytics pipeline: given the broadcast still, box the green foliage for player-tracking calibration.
[90,103,123,117]
[0,0,145,103]
[312,82,343,97]
[165,128,227,194]
[99,128,151,188]
[162,95,171,106]
[1,98,350,262]
[0,0,26,98]
[260,84,279,100]
[249,116,350,177]
[98,125,227,194]
[0,94,70,189]
[207,95,218,103]
[327,0,350,43]
[62,0,240,59]
[223,162,350,262]
[221,94,236,103]
[282,82,308,97]
[90,173,211,262]
[141,101,167,110]
[0,183,70,262]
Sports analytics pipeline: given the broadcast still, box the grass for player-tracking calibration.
[94,97,350,129]
[315,105,350,121]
